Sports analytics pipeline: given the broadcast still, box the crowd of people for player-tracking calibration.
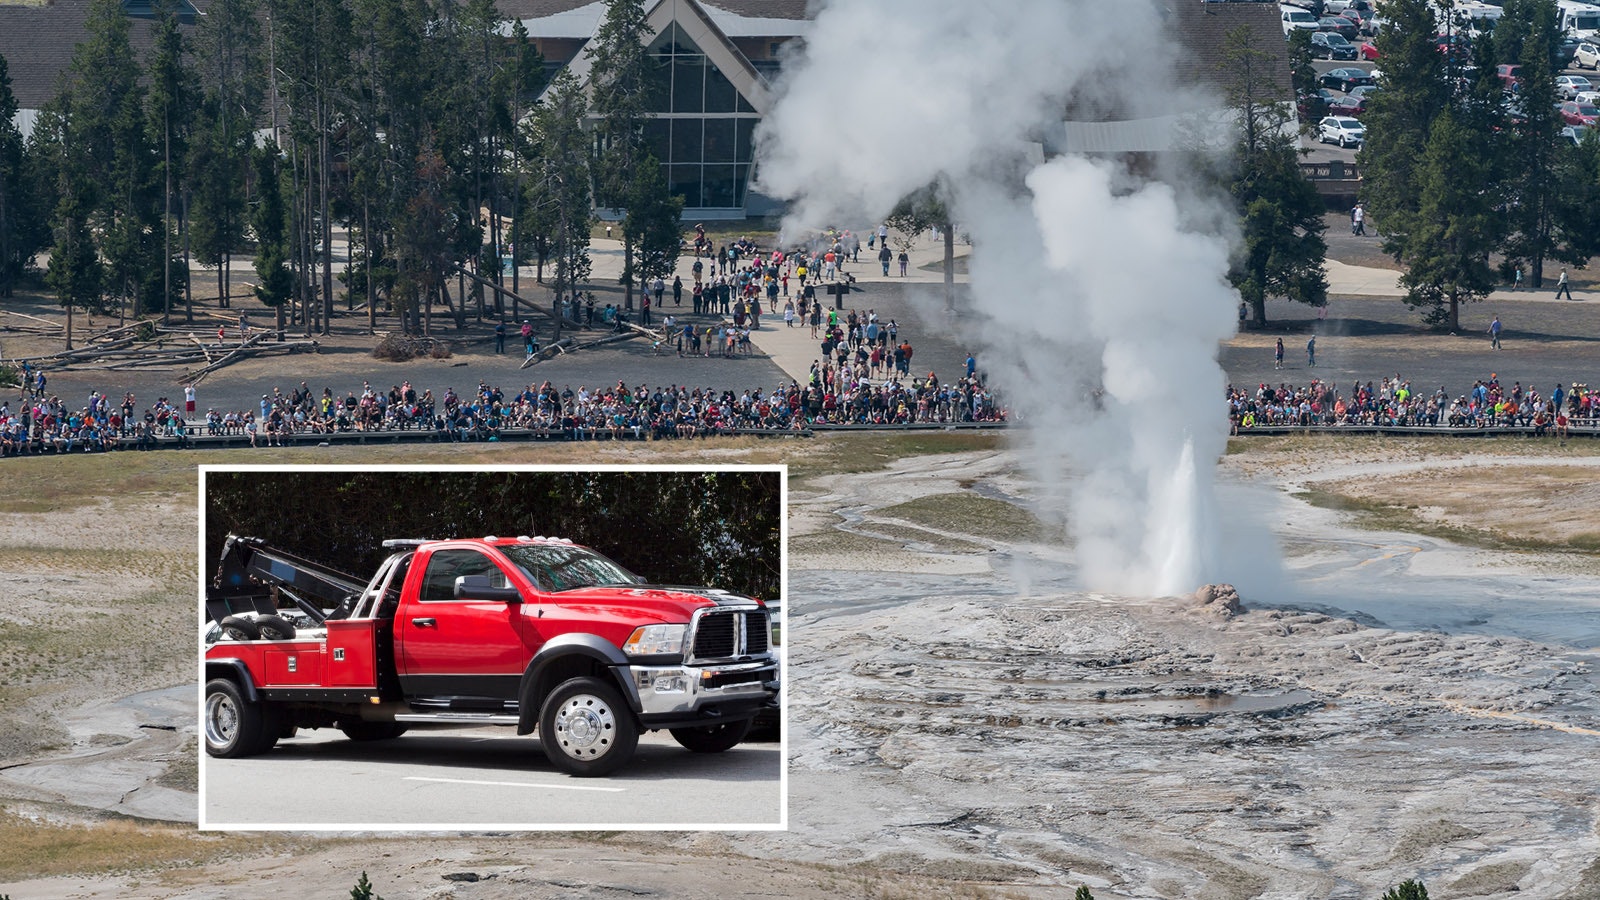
[0,366,1003,455]
[1231,374,1600,435]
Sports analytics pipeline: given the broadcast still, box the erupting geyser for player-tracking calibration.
[757,0,1240,595]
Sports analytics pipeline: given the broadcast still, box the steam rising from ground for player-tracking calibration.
[758,0,1241,595]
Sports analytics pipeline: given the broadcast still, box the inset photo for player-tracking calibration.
[198,465,784,830]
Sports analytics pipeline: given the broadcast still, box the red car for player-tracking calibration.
[1360,41,1381,60]
[1498,64,1522,91]
[1560,100,1600,126]
[1328,95,1368,115]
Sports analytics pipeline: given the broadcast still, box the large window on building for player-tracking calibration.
[645,24,759,209]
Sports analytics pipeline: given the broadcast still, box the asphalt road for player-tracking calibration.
[202,725,782,828]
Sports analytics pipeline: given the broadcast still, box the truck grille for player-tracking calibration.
[691,610,770,661]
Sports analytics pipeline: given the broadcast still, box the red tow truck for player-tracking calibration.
[203,534,779,776]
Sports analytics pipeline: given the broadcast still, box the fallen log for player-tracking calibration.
[519,337,574,369]
[0,309,64,329]
[179,332,269,385]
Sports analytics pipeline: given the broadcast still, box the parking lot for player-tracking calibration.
[1300,32,1599,164]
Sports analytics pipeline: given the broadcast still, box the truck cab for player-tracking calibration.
[203,535,779,776]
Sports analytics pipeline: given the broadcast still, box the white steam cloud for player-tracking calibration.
[758,0,1241,596]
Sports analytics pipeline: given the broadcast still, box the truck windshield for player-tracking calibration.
[501,544,644,592]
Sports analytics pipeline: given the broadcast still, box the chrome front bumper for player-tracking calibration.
[628,659,778,718]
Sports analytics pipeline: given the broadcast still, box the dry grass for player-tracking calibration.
[877,492,1044,543]
[0,811,291,881]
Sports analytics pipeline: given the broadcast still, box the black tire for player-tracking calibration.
[539,676,638,777]
[339,720,408,742]
[670,718,752,753]
[204,678,269,758]
[218,615,259,642]
[254,615,296,641]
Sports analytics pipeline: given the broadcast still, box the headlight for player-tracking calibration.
[623,624,685,656]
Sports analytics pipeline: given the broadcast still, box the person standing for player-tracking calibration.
[1306,335,1316,368]
[1352,203,1365,236]
[878,243,892,276]
[897,250,909,277]
[1274,337,1284,370]
[672,275,683,307]
[494,319,506,353]
[184,383,196,418]
[521,321,534,356]
[1488,315,1503,350]
[1555,268,1574,300]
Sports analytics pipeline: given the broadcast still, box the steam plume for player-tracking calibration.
[758,0,1240,595]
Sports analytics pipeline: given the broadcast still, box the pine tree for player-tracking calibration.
[189,0,261,314]
[252,142,293,324]
[1497,0,1576,287]
[146,0,195,323]
[1396,107,1500,329]
[1381,878,1429,900]
[587,0,667,309]
[1220,24,1327,327]
[68,0,161,323]
[525,69,592,340]
[626,153,684,291]
[1358,0,1451,266]
[0,52,25,298]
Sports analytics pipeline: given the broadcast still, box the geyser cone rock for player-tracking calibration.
[1191,583,1243,619]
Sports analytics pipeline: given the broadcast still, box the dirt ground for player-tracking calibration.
[0,434,1597,899]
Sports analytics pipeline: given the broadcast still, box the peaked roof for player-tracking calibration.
[554,0,769,114]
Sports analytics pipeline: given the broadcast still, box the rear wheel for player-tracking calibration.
[339,720,408,742]
[539,676,638,777]
[670,718,752,753]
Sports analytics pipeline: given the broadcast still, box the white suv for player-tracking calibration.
[1576,42,1600,70]
[1318,116,1366,148]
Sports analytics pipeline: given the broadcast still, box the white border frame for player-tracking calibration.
[197,462,787,832]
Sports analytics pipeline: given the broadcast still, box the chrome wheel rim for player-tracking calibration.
[553,693,616,760]
[205,692,239,748]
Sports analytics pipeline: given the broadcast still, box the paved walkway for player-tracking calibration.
[577,229,1599,388]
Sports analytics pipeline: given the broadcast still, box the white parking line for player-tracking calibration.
[404,776,625,793]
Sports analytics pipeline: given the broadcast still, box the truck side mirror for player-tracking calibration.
[454,574,523,603]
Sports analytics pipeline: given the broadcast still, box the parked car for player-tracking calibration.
[1557,75,1594,100]
[1318,16,1361,39]
[1283,6,1321,35]
[1497,63,1523,91]
[1561,124,1592,146]
[1312,31,1360,59]
[1349,84,1380,101]
[1360,41,1381,60]
[1319,67,1376,92]
[1558,35,1582,70]
[1328,94,1367,115]
[1297,87,1338,119]
[1575,41,1600,71]
[1318,115,1367,148]
[1560,101,1600,126]
[1576,90,1600,105]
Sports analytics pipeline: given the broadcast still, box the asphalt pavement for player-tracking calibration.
[202,725,782,828]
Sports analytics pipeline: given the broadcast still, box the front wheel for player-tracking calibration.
[539,676,638,777]
[204,678,277,758]
[670,718,752,753]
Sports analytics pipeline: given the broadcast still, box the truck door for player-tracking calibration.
[396,547,543,709]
